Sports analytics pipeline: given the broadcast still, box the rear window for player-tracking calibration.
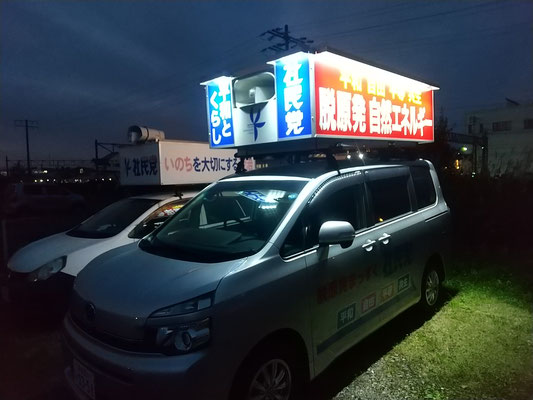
[67,198,159,238]
[367,175,411,223]
[410,166,436,209]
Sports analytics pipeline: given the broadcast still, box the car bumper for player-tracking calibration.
[5,270,74,304]
[62,314,230,400]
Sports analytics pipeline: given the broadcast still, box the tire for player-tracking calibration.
[230,341,305,400]
[419,264,442,313]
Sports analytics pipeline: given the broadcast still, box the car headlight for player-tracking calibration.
[28,256,67,282]
[148,293,213,355]
[153,318,211,355]
[150,293,213,317]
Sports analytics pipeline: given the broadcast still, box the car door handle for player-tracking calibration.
[378,233,391,245]
[362,239,376,252]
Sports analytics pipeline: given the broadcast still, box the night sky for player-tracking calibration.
[1,1,532,163]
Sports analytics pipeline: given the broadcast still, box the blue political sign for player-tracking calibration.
[206,78,235,147]
[275,54,312,140]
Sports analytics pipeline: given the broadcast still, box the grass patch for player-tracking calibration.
[334,263,533,400]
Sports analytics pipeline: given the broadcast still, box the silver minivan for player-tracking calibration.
[63,159,450,400]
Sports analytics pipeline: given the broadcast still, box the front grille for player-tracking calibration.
[69,310,159,354]
[7,270,30,283]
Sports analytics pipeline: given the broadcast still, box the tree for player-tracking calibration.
[418,111,455,173]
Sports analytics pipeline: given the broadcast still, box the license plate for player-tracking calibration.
[73,358,95,400]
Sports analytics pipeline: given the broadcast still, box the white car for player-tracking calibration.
[5,192,196,303]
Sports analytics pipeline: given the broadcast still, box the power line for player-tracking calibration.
[260,24,315,54]
[33,1,526,137]
[43,2,510,128]
[49,36,258,128]
[359,20,532,56]
[290,1,418,32]
[318,1,503,40]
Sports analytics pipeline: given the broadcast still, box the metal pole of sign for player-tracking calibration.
[481,133,489,176]
[95,139,99,173]
[0,219,9,303]
[14,119,39,177]
[1,219,7,272]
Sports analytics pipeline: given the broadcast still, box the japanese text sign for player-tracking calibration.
[206,77,235,148]
[202,51,438,148]
[120,141,243,186]
[274,54,313,140]
[313,52,436,142]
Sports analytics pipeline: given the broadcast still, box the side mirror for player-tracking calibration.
[318,221,355,249]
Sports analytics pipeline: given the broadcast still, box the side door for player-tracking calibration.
[363,166,420,323]
[302,173,383,374]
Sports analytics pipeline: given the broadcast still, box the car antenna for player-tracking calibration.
[174,188,183,199]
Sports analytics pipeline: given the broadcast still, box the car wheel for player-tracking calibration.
[231,341,304,400]
[419,264,442,313]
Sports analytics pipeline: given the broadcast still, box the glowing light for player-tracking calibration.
[314,51,439,93]
[358,153,364,160]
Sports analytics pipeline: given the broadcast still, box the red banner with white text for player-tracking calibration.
[314,59,434,142]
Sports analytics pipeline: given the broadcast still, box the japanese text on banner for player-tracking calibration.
[208,78,234,147]
[164,156,239,173]
[276,55,312,139]
[315,62,434,141]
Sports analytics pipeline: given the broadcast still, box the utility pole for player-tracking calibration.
[14,119,38,176]
[260,24,315,54]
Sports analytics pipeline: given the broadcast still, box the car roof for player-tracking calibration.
[221,158,430,180]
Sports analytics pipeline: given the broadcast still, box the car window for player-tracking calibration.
[129,199,189,239]
[280,213,309,258]
[140,180,306,263]
[410,166,436,209]
[307,184,366,248]
[67,198,160,238]
[281,183,366,257]
[366,174,411,223]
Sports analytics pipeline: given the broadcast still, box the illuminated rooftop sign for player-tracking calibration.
[202,51,439,148]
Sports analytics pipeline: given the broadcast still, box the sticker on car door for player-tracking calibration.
[398,274,410,293]
[337,303,356,329]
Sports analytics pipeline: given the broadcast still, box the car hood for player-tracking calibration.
[71,243,245,339]
[7,232,108,273]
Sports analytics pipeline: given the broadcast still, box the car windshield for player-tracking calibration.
[139,179,307,263]
[67,198,160,239]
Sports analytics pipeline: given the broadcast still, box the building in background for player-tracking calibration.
[466,101,533,178]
